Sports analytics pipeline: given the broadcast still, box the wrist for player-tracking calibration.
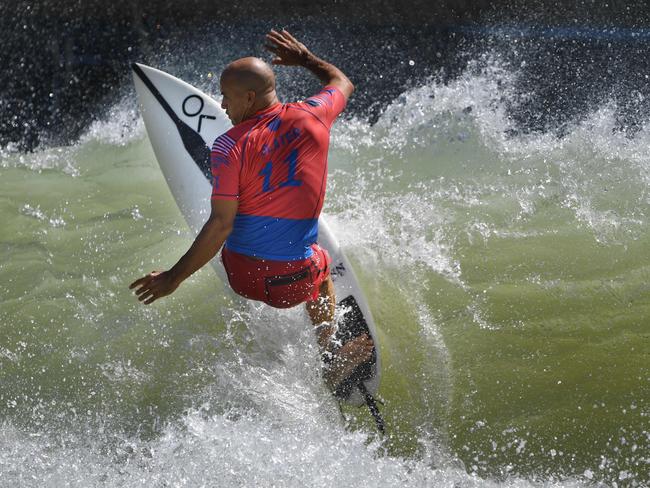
[166,267,186,288]
[299,50,320,68]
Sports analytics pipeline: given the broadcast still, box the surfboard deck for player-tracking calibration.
[132,63,380,408]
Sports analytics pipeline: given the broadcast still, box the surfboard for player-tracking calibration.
[131,63,381,413]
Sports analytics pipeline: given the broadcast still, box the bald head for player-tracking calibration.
[219,57,279,124]
[221,57,276,95]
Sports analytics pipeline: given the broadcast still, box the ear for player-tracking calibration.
[246,90,256,106]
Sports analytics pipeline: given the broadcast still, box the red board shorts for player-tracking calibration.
[221,243,332,309]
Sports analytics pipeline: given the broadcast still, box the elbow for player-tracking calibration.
[334,75,354,100]
[220,221,234,238]
[219,219,235,237]
[206,215,234,238]
[344,79,355,101]
[340,72,354,94]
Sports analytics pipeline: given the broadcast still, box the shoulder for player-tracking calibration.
[303,87,340,108]
[213,124,247,147]
[286,86,347,127]
[211,122,252,157]
[211,126,246,169]
[211,132,237,159]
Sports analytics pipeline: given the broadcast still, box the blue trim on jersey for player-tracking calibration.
[225,214,318,260]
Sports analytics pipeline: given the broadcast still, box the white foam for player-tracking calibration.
[0,415,588,488]
[19,204,66,227]
[0,144,80,176]
[325,174,463,285]
[78,95,145,146]
[332,57,649,247]
[333,56,518,156]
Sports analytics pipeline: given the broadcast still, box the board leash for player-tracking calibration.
[358,382,385,435]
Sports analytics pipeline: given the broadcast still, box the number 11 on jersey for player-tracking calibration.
[259,149,303,192]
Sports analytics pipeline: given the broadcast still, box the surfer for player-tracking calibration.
[130,29,373,391]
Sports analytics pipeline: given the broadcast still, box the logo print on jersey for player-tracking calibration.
[305,90,333,108]
[211,133,236,169]
[267,117,282,132]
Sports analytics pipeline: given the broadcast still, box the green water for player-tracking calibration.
[1,72,649,486]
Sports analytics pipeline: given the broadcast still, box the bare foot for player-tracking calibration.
[323,334,374,391]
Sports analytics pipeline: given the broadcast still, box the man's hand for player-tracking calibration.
[264,29,354,100]
[264,29,310,66]
[129,199,237,306]
[130,271,179,305]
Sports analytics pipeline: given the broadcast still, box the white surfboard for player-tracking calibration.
[132,63,381,410]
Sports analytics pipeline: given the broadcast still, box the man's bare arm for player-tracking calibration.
[130,199,238,304]
[264,29,355,100]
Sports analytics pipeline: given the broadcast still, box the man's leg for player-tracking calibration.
[306,275,336,342]
[305,276,374,390]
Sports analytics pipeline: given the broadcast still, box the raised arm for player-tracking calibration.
[264,29,355,101]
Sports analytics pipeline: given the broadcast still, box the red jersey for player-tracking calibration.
[210,86,346,260]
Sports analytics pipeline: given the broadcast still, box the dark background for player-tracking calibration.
[3,0,650,150]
